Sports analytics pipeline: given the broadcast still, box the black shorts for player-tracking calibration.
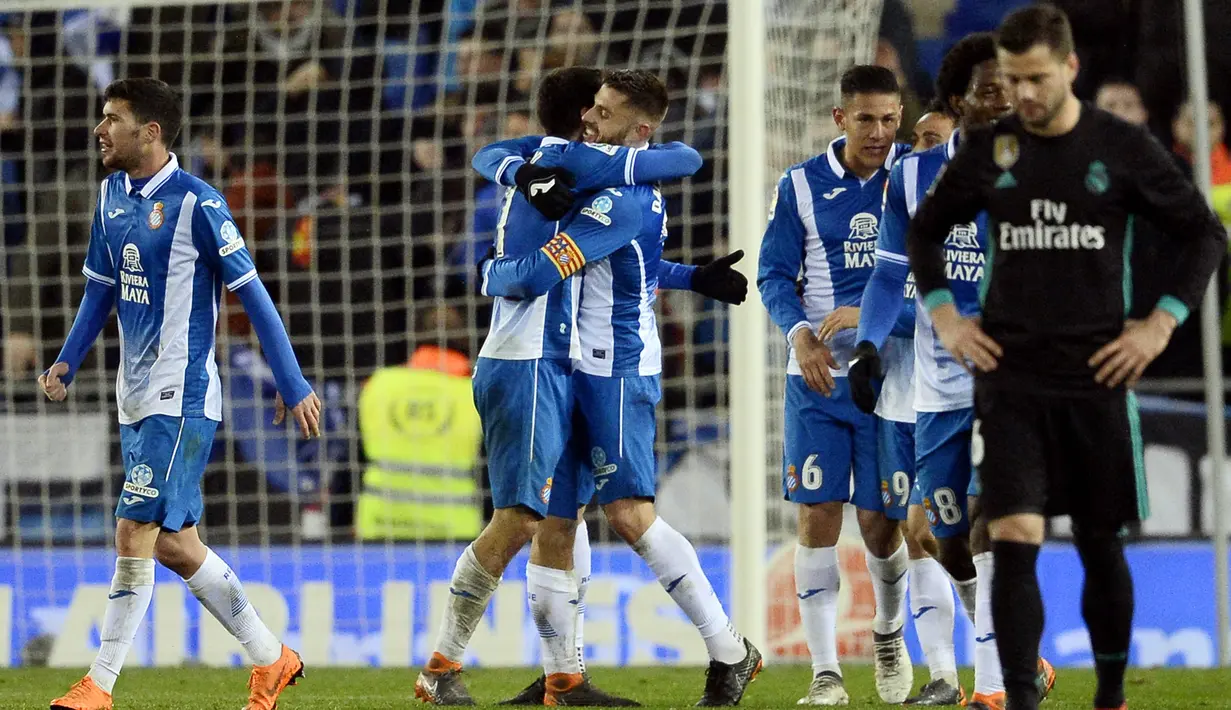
[972,382,1148,526]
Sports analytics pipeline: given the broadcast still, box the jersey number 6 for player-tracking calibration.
[802,454,823,491]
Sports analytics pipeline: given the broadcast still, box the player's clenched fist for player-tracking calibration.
[274,390,323,439]
[930,303,1001,374]
[792,328,839,396]
[38,362,70,402]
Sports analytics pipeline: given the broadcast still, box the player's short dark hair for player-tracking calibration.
[935,32,998,106]
[922,97,952,118]
[536,66,604,138]
[838,65,899,103]
[601,69,670,122]
[104,77,183,147]
[997,3,1074,58]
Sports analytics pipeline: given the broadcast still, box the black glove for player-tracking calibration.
[691,250,748,305]
[513,163,577,220]
[848,340,883,414]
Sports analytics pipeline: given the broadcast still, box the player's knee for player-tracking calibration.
[1072,523,1126,569]
[935,536,975,581]
[905,512,937,559]
[603,498,655,545]
[489,507,539,547]
[797,502,843,547]
[988,513,1045,544]
[114,518,160,558]
[531,517,578,566]
[856,507,901,557]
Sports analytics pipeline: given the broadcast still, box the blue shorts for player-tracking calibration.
[915,407,975,538]
[782,376,879,510]
[116,415,218,531]
[877,418,916,521]
[543,412,596,519]
[473,357,572,517]
[570,372,661,506]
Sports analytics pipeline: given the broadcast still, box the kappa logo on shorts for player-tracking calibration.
[786,464,799,493]
[540,477,553,504]
[591,447,618,476]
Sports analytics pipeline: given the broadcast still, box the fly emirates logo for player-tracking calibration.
[998,199,1105,251]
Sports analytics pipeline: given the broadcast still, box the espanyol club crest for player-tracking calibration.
[148,201,165,229]
[540,476,553,504]
[880,480,892,506]
[786,464,799,493]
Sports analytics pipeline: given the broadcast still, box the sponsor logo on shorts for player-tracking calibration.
[121,495,145,505]
[786,464,799,493]
[540,477,553,504]
[591,447,617,476]
[160,389,175,401]
[123,481,159,499]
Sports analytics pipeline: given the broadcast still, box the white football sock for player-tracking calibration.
[908,557,957,680]
[633,517,745,664]
[795,544,842,676]
[528,564,580,676]
[865,542,909,635]
[954,576,978,626]
[432,544,500,663]
[89,557,155,694]
[973,552,1006,694]
[573,519,592,674]
[185,548,282,666]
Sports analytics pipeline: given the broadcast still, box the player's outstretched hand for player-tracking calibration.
[1089,311,1176,388]
[514,163,577,220]
[691,250,748,304]
[817,306,860,343]
[793,329,839,396]
[848,341,882,414]
[274,390,323,439]
[931,304,1001,374]
[37,362,69,402]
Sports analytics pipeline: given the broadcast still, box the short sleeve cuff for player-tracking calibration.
[922,289,956,313]
[1155,295,1191,326]
[82,266,115,286]
[786,320,812,345]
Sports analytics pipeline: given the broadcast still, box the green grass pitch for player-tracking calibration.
[4,665,1228,708]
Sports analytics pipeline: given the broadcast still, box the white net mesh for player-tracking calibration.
[0,0,881,669]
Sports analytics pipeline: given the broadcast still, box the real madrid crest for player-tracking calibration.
[148,201,165,229]
[993,134,1019,171]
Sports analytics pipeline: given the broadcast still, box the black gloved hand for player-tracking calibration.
[513,163,577,220]
[691,250,748,305]
[848,340,883,414]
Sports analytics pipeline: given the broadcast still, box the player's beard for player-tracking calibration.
[1023,88,1066,130]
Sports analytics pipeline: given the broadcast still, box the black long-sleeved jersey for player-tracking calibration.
[907,105,1227,395]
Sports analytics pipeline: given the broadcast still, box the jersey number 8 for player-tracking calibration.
[932,487,963,526]
[802,454,823,490]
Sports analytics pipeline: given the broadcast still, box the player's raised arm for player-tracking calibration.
[482,190,643,299]
[472,136,578,220]
[547,140,703,191]
[191,192,320,438]
[471,135,548,185]
[40,183,118,401]
[1123,123,1229,322]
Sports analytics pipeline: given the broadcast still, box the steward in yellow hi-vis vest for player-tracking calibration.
[357,345,482,540]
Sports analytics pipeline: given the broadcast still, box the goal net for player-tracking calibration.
[0,0,882,669]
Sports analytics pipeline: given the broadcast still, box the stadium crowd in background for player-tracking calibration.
[0,0,1228,540]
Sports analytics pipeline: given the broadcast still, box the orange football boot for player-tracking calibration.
[244,644,305,710]
[50,676,112,710]
[967,691,1006,710]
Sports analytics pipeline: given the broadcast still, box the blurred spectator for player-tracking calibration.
[1172,100,1231,225]
[875,38,924,142]
[1136,0,1231,146]
[878,0,934,103]
[1095,78,1149,127]
[355,305,482,541]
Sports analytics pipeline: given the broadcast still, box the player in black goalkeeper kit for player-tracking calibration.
[906,6,1226,710]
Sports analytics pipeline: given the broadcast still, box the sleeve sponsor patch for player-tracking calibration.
[541,232,585,279]
[580,194,614,225]
[219,220,245,256]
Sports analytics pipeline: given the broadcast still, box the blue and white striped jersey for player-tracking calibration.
[479,136,579,363]
[881,131,988,412]
[758,137,907,377]
[482,185,667,378]
[475,136,702,363]
[82,154,257,425]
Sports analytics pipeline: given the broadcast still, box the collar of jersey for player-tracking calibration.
[539,135,569,148]
[825,137,901,181]
[124,153,179,198]
[945,130,961,161]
